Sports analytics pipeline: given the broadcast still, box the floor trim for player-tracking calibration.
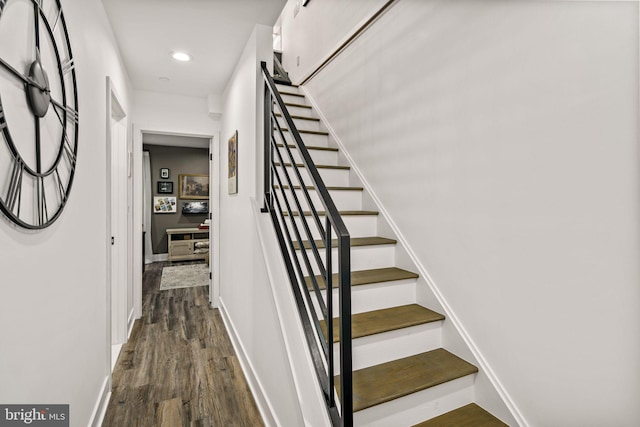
[88,375,111,427]
[218,299,278,427]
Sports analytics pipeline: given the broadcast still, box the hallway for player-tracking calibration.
[102,263,264,427]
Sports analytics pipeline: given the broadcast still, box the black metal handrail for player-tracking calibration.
[260,61,353,426]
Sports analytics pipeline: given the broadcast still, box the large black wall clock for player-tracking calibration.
[0,0,78,229]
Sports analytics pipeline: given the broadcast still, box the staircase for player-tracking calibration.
[267,77,510,426]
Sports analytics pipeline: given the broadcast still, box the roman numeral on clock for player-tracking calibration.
[62,58,74,75]
[36,176,48,226]
[6,159,24,214]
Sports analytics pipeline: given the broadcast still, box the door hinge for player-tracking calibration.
[209,212,212,220]
[111,236,115,245]
[209,272,212,280]
[210,153,213,161]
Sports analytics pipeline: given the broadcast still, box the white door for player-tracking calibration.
[107,78,129,372]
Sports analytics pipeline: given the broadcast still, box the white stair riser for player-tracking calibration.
[276,116,321,133]
[273,145,338,167]
[338,279,417,315]
[282,147,338,165]
[276,84,300,94]
[278,131,329,147]
[281,105,313,118]
[280,189,363,211]
[333,322,443,374]
[282,215,378,240]
[354,375,476,427]
[281,93,306,104]
[275,165,349,188]
[297,244,395,276]
[309,279,418,323]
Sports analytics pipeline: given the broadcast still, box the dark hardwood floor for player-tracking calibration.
[102,262,264,427]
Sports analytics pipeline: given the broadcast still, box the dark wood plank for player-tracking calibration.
[276,143,336,151]
[275,162,349,170]
[283,210,378,217]
[274,185,363,191]
[337,349,478,412]
[279,91,304,98]
[283,102,311,109]
[102,262,264,427]
[305,266,415,291]
[278,128,329,135]
[413,403,510,427]
[275,113,320,122]
[296,237,397,251]
[321,304,445,342]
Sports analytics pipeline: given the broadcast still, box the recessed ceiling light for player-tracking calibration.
[171,51,191,62]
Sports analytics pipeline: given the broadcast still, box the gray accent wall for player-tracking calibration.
[144,144,209,254]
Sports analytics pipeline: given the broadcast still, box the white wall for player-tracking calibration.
[279,0,388,83]
[133,90,219,136]
[0,0,132,425]
[218,24,305,426]
[290,0,640,425]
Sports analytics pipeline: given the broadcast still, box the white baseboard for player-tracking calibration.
[301,87,527,427]
[88,375,111,427]
[218,299,278,427]
[151,253,168,263]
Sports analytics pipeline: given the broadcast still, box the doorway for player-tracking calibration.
[133,130,219,316]
[106,77,134,373]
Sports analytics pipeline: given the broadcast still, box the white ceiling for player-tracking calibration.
[102,0,287,98]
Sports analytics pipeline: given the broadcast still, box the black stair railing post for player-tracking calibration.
[262,65,272,213]
[338,232,352,426]
[326,216,335,406]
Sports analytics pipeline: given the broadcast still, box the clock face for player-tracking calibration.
[0,0,78,229]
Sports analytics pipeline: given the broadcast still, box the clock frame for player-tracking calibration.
[0,0,79,229]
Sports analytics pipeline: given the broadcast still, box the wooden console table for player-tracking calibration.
[167,227,209,262]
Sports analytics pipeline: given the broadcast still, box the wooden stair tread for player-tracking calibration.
[275,113,320,122]
[283,102,312,109]
[278,128,329,135]
[413,403,509,427]
[274,185,363,191]
[337,349,478,412]
[297,237,397,251]
[283,210,378,217]
[279,91,305,97]
[275,162,349,170]
[276,143,337,151]
[304,266,415,290]
[321,304,445,343]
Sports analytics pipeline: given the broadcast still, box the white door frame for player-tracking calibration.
[106,77,130,377]
[132,127,220,318]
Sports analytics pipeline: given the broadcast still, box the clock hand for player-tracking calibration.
[0,57,50,93]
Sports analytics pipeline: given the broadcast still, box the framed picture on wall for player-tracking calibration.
[160,168,170,179]
[153,197,177,213]
[179,174,209,199]
[228,130,238,195]
[157,181,173,194]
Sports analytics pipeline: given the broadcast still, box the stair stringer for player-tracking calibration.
[251,198,333,427]
[300,86,527,427]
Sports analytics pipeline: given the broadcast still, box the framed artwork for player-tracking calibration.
[182,201,208,214]
[228,130,238,194]
[153,197,177,213]
[157,181,173,194]
[160,168,170,179]
[179,174,209,199]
